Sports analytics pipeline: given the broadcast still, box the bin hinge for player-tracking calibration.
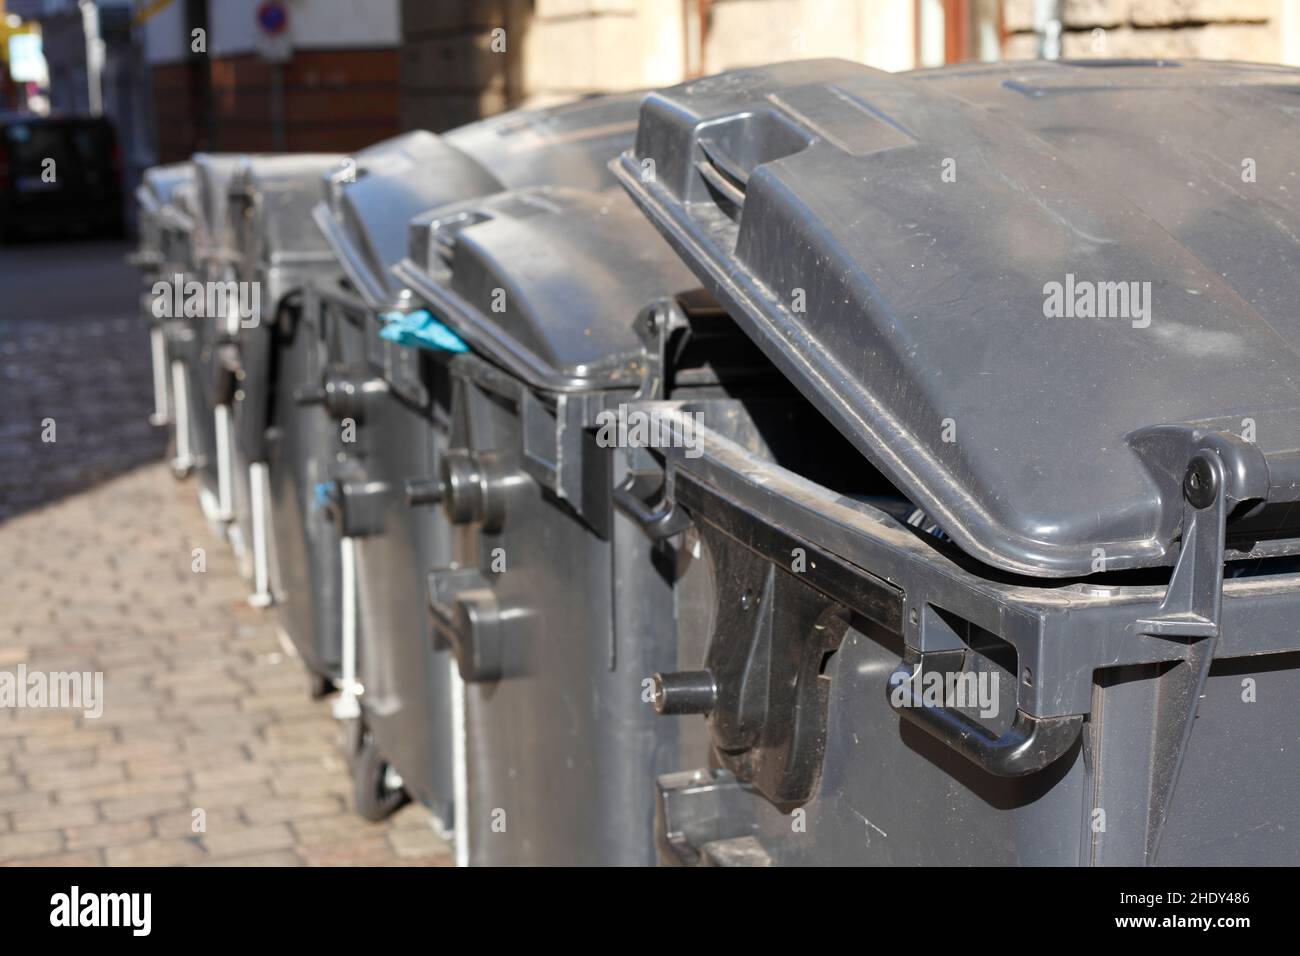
[1131,449,1230,864]
[1136,449,1228,640]
[631,297,690,401]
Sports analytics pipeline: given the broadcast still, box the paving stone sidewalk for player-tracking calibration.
[0,463,451,866]
[1,239,166,523]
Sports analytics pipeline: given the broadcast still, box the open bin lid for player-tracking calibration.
[614,58,1300,577]
[313,131,503,308]
[393,186,700,393]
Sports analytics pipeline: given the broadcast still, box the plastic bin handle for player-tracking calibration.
[612,470,690,540]
[886,655,1082,777]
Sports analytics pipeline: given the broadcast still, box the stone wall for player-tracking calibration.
[1003,0,1297,63]
[400,0,919,128]
[400,0,1300,132]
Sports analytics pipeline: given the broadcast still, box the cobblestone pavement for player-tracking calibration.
[0,463,452,866]
[0,239,450,866]
[1,239,166,522]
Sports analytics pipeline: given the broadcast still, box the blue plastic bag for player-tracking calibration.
[378,309,469,353]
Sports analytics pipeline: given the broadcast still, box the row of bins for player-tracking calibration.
[132,58,1300,865]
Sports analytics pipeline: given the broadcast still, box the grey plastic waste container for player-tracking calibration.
[305,129,504,827]
[131,57,1300,868]
[307,92,694,848]
[390,180,740,864]
[181,153,251,542]
[609,58,1300,865]
[133,162,195,436]
[221,155,344,627]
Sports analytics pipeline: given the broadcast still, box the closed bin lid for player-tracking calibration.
[227,154,344,272]
[140,162,193,216]
[446,91,643,193]
[314,131,503,307]
[393,186,700,392]
[192,153,254,266]
[615,58,1300,577]
[137,162,195,259]
[167,179,200,248]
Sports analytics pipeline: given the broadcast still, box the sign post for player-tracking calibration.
[255,0,292,62]
[255,1,292,151]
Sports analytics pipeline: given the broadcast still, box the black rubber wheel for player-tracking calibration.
[352,730,409,822]
[343,714,364,761]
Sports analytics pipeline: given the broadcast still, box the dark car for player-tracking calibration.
[0,113,124,240]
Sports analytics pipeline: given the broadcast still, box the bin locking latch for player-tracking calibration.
[319,478,388,538]
[293,368,388,423]
[404,450,512,535]
[427,565,506,683]
[652,522,850,811]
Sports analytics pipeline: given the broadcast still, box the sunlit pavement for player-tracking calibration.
[0,239,450,866]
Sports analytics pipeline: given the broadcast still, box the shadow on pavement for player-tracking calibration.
[0,237,167,523]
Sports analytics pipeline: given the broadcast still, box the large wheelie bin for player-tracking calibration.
[306,92,689,849]
[220,155,344,630]
[607,58,1300,865]
[305,129,504,828]
[389,184,730,864]
[181,153,252,543]
[132,162,195,439]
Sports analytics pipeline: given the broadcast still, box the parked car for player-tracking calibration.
[0,112,124,241]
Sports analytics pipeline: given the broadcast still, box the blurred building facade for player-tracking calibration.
[1005,0,1300,62]
[141,0,403,161]
[10,1,1298,165]
[0,0,46,109]
[398,0,1300,130]
[10,0,405,208]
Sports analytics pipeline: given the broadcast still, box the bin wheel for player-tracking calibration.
[353,730,409,822]
[343,715,364,761]
[307,670,334,700]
